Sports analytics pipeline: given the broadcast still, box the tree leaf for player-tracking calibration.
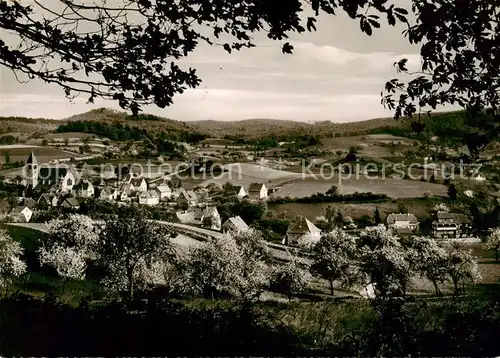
[368,18,380,28]
[282,42,294,54]
[311,0,319,16]
[306,17,317,32]
[360,18,373,36]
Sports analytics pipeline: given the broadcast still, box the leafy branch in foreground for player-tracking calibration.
[1,0,407,114]
[382,0,499,120]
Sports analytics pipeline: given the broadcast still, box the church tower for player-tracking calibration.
[25,150,39,188]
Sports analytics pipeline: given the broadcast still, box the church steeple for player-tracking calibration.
[26,150,38,165]
[25,150,39,188]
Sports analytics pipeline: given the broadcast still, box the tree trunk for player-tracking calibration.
[329,280,335,296]
[127,268,134,301]
[453,278,459,296]
[432,280,441,296]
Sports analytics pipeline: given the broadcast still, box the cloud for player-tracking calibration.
[0,32,423,122]
[293,41,421,72]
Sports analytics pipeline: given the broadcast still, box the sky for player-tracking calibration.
[0,0,439,123]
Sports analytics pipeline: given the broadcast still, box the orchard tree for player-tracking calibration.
[407,236,448,295]
[183,229,271,300]
[310,229,358,296]
[270,257,311,301]
[314,216,330,232]
[0,229,26,289]
[232,229,272,300]
[39,245,86,292]
[486,228,500,263]
[183,235,241,299]
[97,206,177,300]
[357,225,413,298]
[446,243,481,295]
[44,214,102,260]
[325,205,344,231]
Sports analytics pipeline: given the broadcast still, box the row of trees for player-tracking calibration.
[1,212,487,303]
[3,200,495,302]
[309,226,481,297]
[267,192,388,205]
[36,210,302,301]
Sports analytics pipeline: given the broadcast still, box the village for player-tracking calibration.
[0,149,483,247]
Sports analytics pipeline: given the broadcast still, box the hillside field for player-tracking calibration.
[272,176,447,199]
[0,146,85,165]
[201,163,304,187]
[267,199,441,222]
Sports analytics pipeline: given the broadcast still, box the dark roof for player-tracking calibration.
[38,167,73,183]
[38,193,56,202]
[178,189,198,202]
[26,151,37,165]
[224,184,244,195]
[21,197,37,209]
[248,183,265,192]
[437,211,471,223]
[156,184,172,192]
[287,216,321,234]
[62,197,80,207]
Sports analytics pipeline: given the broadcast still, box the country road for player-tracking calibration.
[6,221,309,264]
[5,222,201,255]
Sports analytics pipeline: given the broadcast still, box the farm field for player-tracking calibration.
[201,163,304,187]
[0,146,86,165]
[320,134,416,148]
[44,132,103,139]
[201,171,303,189]
[0,144,41,149]
[224,163,302,179]
[268,199,440,222]
[272,176,447,199]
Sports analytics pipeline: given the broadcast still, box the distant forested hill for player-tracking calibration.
[0,107,480,144]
